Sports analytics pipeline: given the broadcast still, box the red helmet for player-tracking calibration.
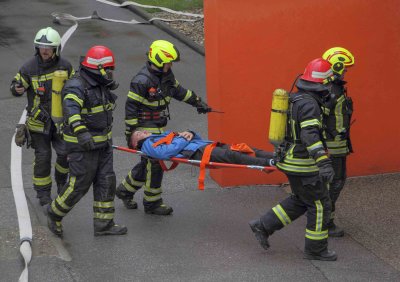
[81,45,115,69]
[300,58,333,84]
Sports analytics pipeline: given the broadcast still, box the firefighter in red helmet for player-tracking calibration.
[249,58,337,261]
[47,45,127,237]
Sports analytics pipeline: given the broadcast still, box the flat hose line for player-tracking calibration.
[53,0,202,50]
[11,109,32,282]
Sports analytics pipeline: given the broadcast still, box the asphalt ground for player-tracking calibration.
[0,0,399,281]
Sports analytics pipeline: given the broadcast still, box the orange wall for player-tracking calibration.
[204,0,400,186]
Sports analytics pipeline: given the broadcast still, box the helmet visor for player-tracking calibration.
[35,44,55,50]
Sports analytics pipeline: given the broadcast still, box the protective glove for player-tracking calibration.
[15,124,27,147]
[195,97,212,114]
[317,159,335,183]
[77,131,95,151]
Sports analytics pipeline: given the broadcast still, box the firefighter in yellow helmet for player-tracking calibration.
[322,47,355,237]
[116,40,212,215]
[10,27,75,206]
[249,58,337,261]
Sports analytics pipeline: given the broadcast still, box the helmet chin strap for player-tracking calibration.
[322,75,336,85]
[149,61,164,72]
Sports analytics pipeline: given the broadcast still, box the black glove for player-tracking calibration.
[77,131,95,151]
[195,97,212,114]
[15,124,27,147]
[317,159,335,183]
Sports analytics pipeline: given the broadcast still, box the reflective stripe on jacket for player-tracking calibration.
[62,70,116,152]
[322,80,352,156]
[10,55,74,133]
[125,63,199,135]
[277,92,328,176]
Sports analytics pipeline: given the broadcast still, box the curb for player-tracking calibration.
[115,0,205,56]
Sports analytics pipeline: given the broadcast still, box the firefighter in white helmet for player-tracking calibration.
[10,27,74,206]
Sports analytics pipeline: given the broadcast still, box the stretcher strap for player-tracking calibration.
[198,142,217,190]
[159,160,179,171]
[230,143,256,157]
[152,132,177,147]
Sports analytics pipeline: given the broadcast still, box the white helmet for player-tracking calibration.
[34,27,61,56]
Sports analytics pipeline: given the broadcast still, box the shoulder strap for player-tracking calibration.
[152,132,178,147]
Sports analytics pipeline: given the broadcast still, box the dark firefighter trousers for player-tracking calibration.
[48,145,117,227]
[329,156,347,224]
[30,128,68,198]
[119,156,164,211]
[191,144,273,166]
[260,174,332,254]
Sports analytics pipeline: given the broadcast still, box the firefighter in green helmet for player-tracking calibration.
[116,39,212,215]
[10,27,75,206]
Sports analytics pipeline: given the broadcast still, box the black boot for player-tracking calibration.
[116,184,138,209]
[94,220,128,236]
[121,198,138,209]
[304,249,337,261]
[47,212,63,237]
[145,204,173,215]
[249,219,270,250]
[57,183,66,195]
[38,194,52,206]
[328,221,344,237]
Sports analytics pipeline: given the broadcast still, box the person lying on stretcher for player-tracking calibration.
[131,130,276,167]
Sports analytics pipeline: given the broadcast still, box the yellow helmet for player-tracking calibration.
[148,40,180,68]
[322,47,354,75]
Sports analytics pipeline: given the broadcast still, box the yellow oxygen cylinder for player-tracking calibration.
[269,89,289,147]
[51,70,68,129]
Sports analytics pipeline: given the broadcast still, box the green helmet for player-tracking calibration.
[34,27,61,56]
[148,40,180,68]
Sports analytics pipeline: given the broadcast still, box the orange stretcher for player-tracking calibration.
[113,145,277,190]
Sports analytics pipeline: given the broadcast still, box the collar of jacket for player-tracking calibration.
[137,136,150,150]
[146,62,163,77]
[333,79,347,86]
[292,90,325,106]
[36,54,58,70]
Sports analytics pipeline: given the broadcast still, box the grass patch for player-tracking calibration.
[132,0,203,12]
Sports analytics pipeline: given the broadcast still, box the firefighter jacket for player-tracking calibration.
[125,62,200,135]
[277,80,330,176]
[322,80,353,156]
[10,55,74,133]
[62,68,117,152]
[140,131,212,159]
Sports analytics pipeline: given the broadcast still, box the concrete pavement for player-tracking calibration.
[0,0,399,281]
